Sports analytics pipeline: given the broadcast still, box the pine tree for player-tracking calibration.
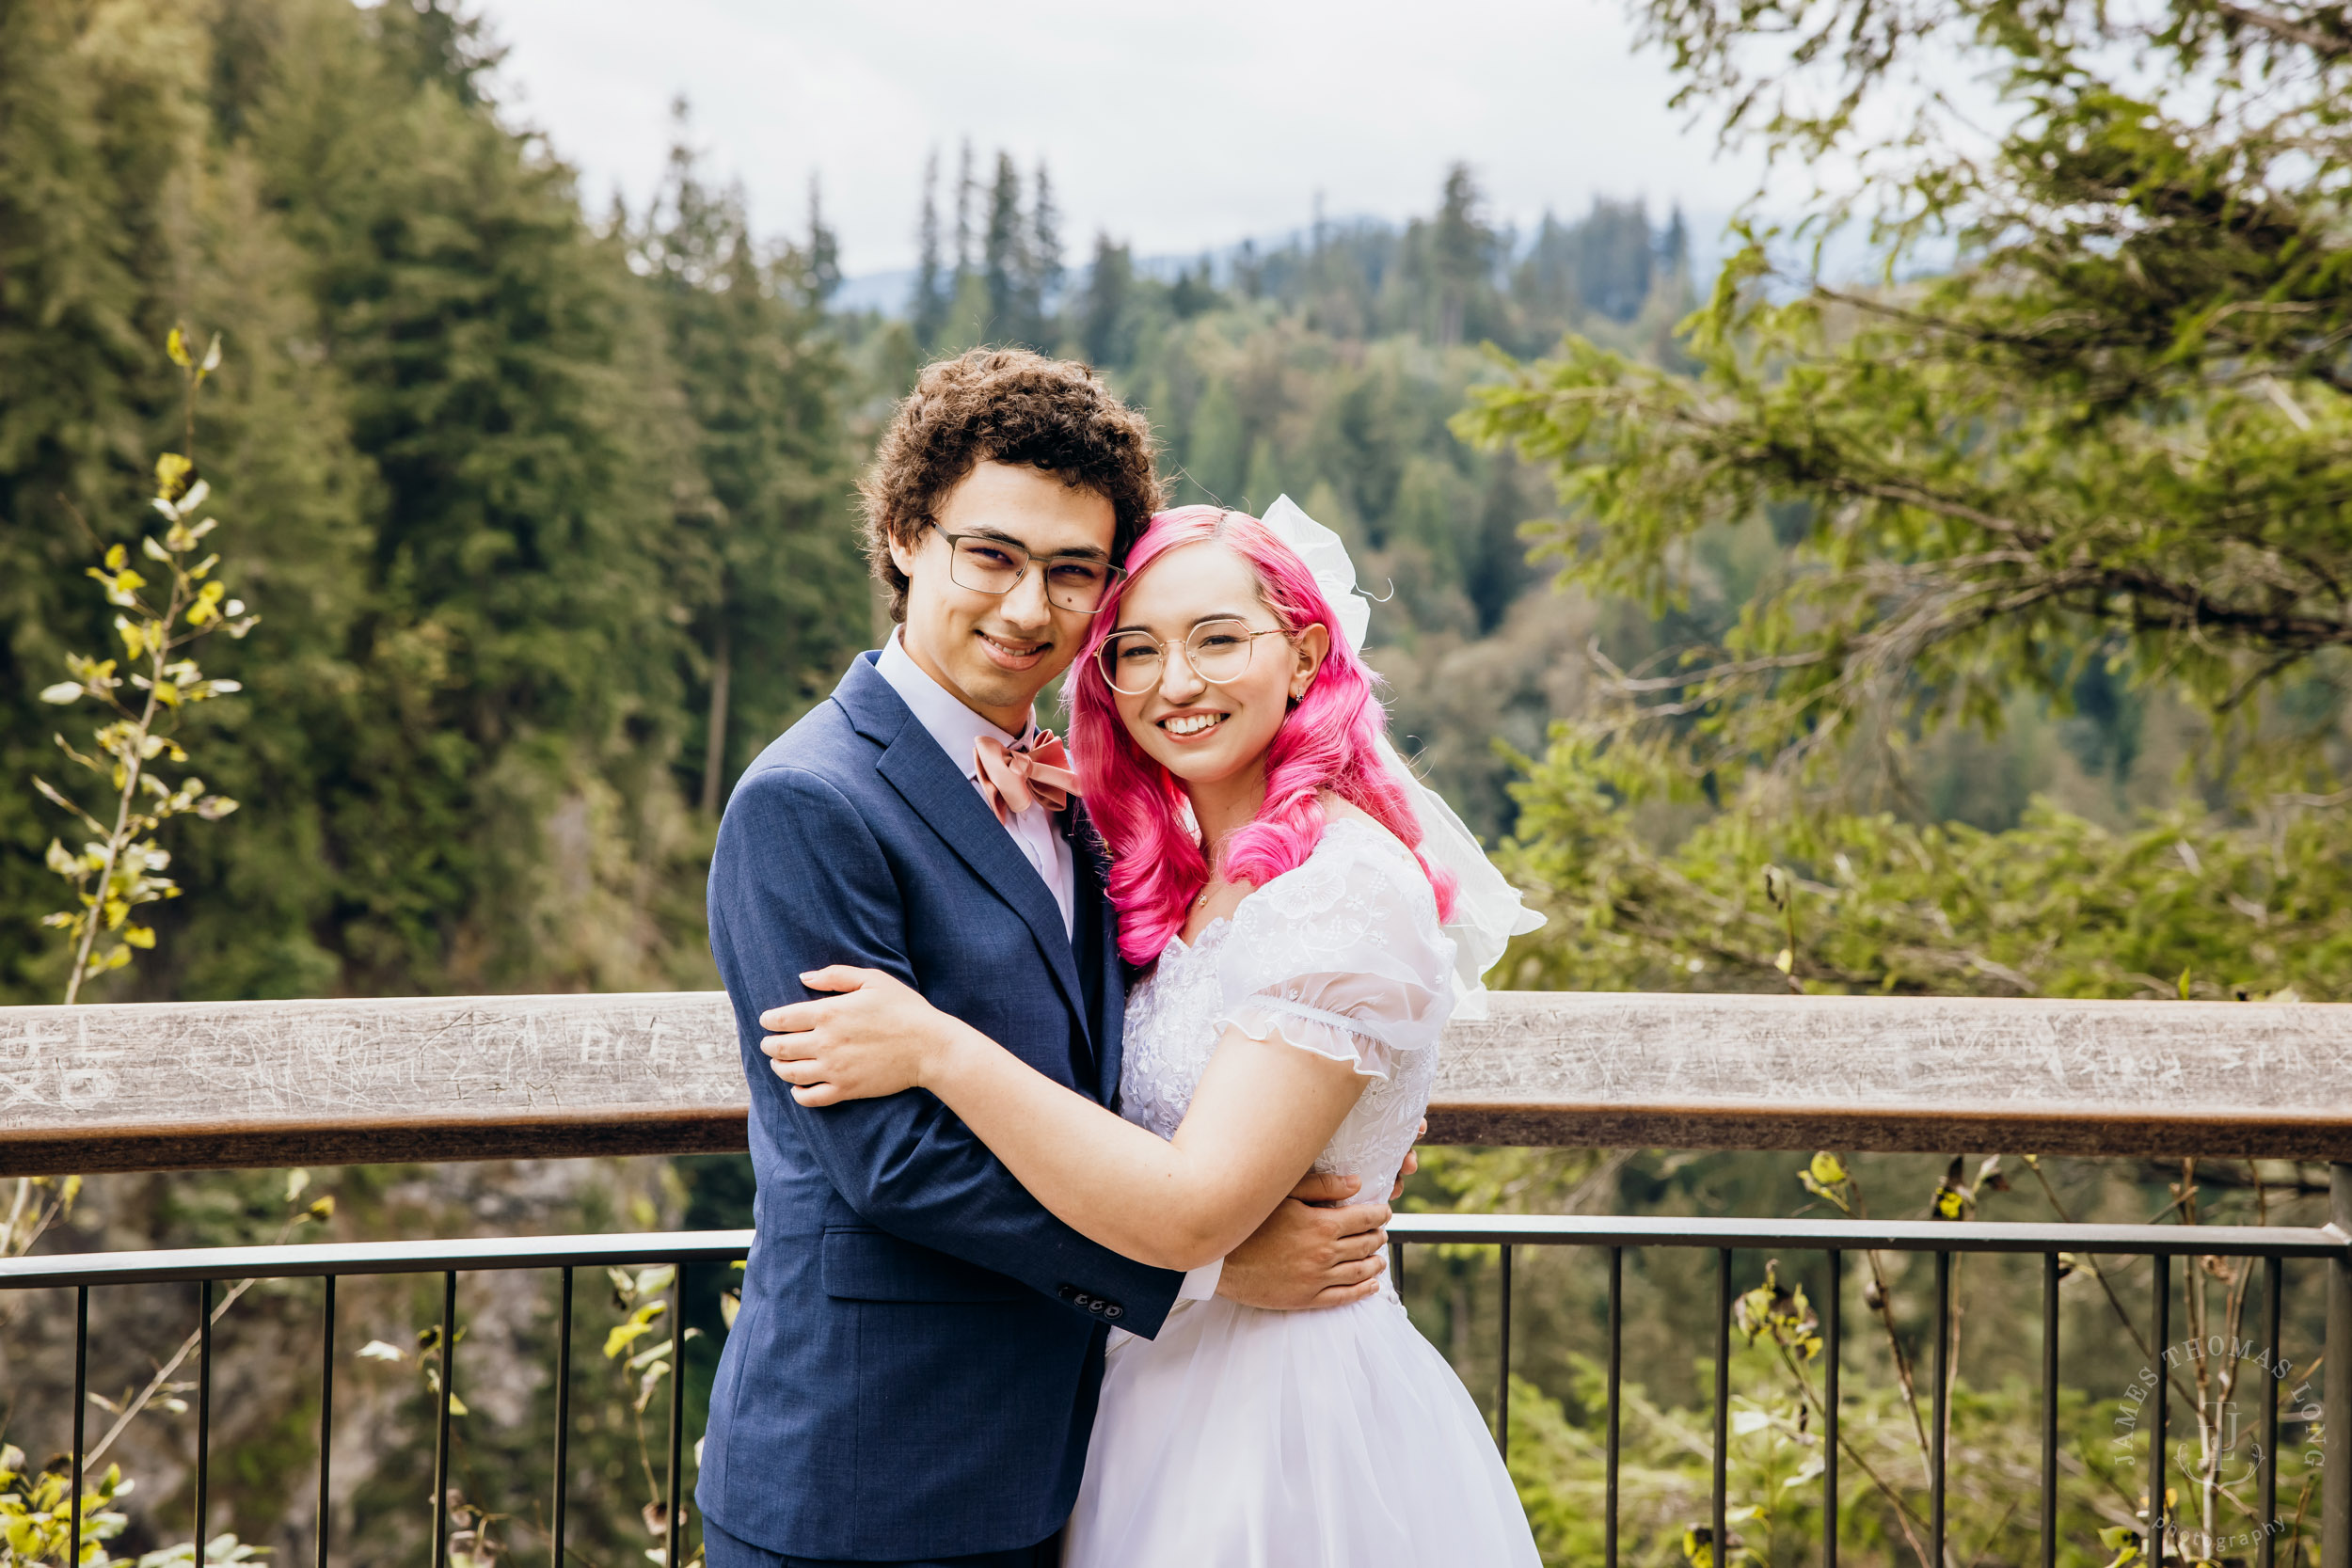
[1572,198,1653,322]
[1079,233,1135,369]
[805,176,841,307]
[0,0,876,1000]
[1427,163,1501,346]
[1030,162,1064,330]
[640,139,866,822]
[983,150,1030,345]
[912,149,947,348]
[954,138,976,276]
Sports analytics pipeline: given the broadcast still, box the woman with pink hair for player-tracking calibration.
[762,504,1541,1565]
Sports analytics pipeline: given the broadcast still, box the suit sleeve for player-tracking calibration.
[709,762,1184,1338]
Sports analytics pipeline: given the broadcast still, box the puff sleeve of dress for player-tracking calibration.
[1211,820,1457,1081]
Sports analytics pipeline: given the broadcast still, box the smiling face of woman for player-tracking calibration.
[1104,540,1328,798]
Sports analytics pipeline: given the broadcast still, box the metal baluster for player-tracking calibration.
[71,1286,87,1564]
[1497,1244,1514,1457]
[2042,1254,2059,1568]
[1393,1238,1405,1300]
[1713,1248,1730,1568]
[1606,1245,1622,1568]
[433,1271,455,1568]
[196,1278,213,1560]
[2152,1253,2169,1568]
[318,1275,335,1568]
[1825,1250,1840,1568]
[553,1267,573,1568]
[2262,1254,2280,1568]
[666,1268,686,1568]
[2327,1164,2350,1568]
[1933,1250,1950,1568]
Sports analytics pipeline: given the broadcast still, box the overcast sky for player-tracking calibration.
[476,0,1767,278]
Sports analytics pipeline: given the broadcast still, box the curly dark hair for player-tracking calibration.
[859,348,1167,622]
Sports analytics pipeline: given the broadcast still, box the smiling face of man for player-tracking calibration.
[888,459,1120,734]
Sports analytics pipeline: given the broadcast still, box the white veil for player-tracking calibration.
[1257,495,1547,1020]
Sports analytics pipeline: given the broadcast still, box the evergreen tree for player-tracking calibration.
[1079,233,1135,369]
[983,150,1032,344]
[1514,212,1580,348]
[805,175,841,308]
[953,138,975,276]
[912,149,947,348]
[1659,204,1691,287]
[1467,0,2352,998]
[1573,197,1653,322]
[1030,162,1064,329]
[1,0,867,1001]
[1426,163,1502,346]
[638,139,867,821]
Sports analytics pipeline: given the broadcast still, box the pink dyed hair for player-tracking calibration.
[1070,505,1457,966]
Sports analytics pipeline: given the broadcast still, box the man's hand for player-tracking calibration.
[1216,1173,1391,1310]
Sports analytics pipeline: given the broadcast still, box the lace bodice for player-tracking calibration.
[1118,817,1457,1204]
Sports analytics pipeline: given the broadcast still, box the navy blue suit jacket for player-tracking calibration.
[696,652,1183,1561]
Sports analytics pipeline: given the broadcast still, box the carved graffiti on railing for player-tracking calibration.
[5,990,2351,1174]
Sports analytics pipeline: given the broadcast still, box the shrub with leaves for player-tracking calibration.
[604,1263,703,1559]
[0,1443,130,1566]
[1426,1144,2325,1568]
[35,327,253,1004]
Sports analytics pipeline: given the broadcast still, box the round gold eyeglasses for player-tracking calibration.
[1095,619,1291,695]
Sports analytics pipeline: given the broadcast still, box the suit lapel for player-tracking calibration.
[838,657,1092,1045]
[1069,806,1126,1099]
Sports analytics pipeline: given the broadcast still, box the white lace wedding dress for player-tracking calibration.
[1062,818,1541,1567]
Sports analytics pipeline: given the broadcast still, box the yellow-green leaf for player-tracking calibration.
[1808,1151,1847,1186]
[153,451,192,499]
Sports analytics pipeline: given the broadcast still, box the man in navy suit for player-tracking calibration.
[698,351,1399,1567]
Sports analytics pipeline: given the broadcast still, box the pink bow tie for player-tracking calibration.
[974,729,1078,824]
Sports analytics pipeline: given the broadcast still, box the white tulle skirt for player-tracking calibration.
[1062,1287,1542,1567]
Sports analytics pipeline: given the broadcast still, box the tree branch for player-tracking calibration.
[2215,0,2352,56]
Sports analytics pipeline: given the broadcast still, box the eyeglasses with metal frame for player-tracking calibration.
[1095,619,1293,696]
[938,530,1126,614]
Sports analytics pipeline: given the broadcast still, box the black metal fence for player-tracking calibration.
[7,1196,2346,1568]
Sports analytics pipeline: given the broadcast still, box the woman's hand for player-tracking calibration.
[759,966,976,1106]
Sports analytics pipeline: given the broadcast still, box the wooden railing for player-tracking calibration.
[4,989,2349,1175]
[7,990,2352,1568]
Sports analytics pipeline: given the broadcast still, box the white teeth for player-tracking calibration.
[1164,713,1221,736]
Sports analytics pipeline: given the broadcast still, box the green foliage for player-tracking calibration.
[1412,1146,2328,1568]
[632,113,871,816]
[1501,725,2352,997]
[36,333,250,1002]
[1461,0,2352,783]
[0,1444,133,1567]
[598,1262,702,1560]
[1459,0,2352,998]
[1,0,866,1002]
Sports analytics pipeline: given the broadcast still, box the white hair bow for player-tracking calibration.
[1256,495,1547,1020]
